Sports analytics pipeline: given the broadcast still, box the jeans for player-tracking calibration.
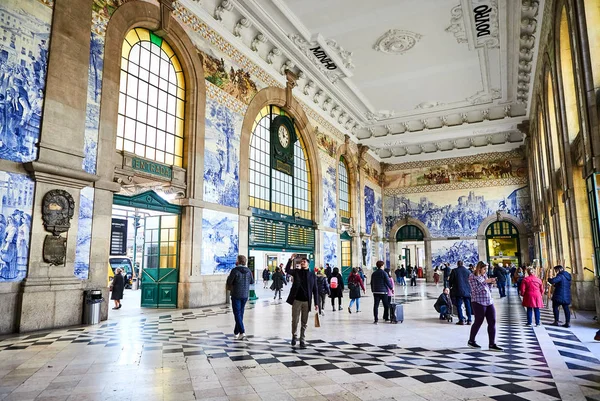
[319,293,327,312]
[231,297,248,335]
[373,293,390,322]
[274,289,282,299]
[553,302,571,324]
[396,276,401,284]
[399,277,406,286]
[455,296,472,323]
[469,302,496,346]
[291,300,309,340]
[527,307,540,325]
[497,283,506,297]
[439,305,448,319]
[505,274,511,287]
[383,295,392,320]
[443,278,449,289]
[349,298,360,311]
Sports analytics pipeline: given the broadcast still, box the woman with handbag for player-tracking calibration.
[347,267,366,313]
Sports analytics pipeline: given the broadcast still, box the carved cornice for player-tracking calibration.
[517,0,540,104]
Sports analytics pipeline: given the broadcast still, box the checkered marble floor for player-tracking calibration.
[0,282,598,400]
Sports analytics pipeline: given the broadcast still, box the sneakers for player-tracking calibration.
[373,321,378,324]
[291,336,297,346]
[525,323,532,327]
[356,310,360,313]
[466,321,471,326]
[338,306,343,311]
[468,341,481,349]
[551,321,560,326]
[562,323,571,328]
[348,307,352,314]
[233,333,241,340]
[456,321,465,326]
[535,323,541,327]
[488,344,503,352]
[299,340,306,348]
[239,334,247,341]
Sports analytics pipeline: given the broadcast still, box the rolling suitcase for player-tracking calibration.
[390,294,404,323]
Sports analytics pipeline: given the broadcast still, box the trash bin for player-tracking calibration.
[131,278,139,291]
[83,289,103,325]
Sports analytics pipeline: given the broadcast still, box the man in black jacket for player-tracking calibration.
[371,260,393,324]
[286,255,319,348]
[442,263,452,289]
[448,260,472,325]
[226,255,254,340]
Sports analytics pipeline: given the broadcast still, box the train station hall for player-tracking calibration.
[1,0,600,400]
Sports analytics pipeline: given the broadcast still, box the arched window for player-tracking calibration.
[546,72,561,171]
[538,110,550,189]
[338,157,351,223]
[117,28,185,167]
[249,105,312,219]
[396,225,424,242]
[559,7,580,143]
[486,221,518,236]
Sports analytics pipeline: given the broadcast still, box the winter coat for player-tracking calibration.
[386,276,395,297]
[434,293,452,314]
[371,268,393,294]
[262,269,270,281]
[348,273,365,299]
[317,274,330,296]
[519,275,544,308]
[110,273,125,300]
[226,265,254,299]
[442,266,451,279]
[270,271,286,291]
[493,266,508,283]
[286,268,319,311]
[549,270,572,304]
[399,267,406,277]
[448,266,472,298]
[329,273,344,298]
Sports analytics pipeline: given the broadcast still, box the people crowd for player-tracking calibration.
[233,253,596,348]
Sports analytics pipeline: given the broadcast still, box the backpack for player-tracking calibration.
[330,277,338,289]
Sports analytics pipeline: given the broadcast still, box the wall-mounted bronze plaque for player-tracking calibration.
[42,190,75,235]
[43,235,66,266]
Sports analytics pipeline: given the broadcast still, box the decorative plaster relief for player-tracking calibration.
[373,29,422,55]
[445,0,500,49]
[288,34,351,83]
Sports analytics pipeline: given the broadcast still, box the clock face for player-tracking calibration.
[278,125,290,148]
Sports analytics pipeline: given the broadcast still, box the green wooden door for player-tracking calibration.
[341,232,352,285]
[141,214,180,308]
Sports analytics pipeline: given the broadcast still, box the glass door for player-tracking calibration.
[341,232,352,284]
[141,214,180,308]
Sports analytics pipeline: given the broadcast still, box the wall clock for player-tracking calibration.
[270,115,296,175]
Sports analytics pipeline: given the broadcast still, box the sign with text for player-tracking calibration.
[131,157,172,179]
[309,46,338,70]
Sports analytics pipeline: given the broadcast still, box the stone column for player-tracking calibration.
[18,0,100,332]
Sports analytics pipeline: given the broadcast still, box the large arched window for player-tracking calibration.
[538,110,550,189]
[546,72,561,171]
[559,7,580,143]
[117,28,185,167]
[249,105,312,220]
[338,157,351,223]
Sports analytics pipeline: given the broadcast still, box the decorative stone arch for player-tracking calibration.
[91,1,206,315]
[387,218,432,280]
[96,1,206,196]
[239,87,323,222]
[477,212,530,266]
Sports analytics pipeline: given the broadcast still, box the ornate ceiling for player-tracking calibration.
[183,0,542,163]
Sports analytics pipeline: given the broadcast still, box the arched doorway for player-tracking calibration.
[485,221,521,267]
[396,225,425,276]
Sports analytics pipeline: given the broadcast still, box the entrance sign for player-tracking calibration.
[131,157,172,179]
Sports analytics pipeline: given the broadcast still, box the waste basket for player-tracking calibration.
[83,289,103,325]
[131,277,139,290]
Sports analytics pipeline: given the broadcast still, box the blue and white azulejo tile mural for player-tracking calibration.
[82,32,104,174]
[364,186,375,234]
[74,187,94,279]
[384,185,532,238]
[204,98,242,208]
[323,231,338,268]
[322,163,337,229]
[365,238,372,268]
[0,171,34,282]
[431,240,479,268]
[0,0,52,163]
[201,210,239,275]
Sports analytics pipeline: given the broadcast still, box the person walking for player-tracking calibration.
[442,263,451,289]
[399,265,407,286]
[433,267,440,286]
[371,261,393,324]
[394,267,402,284]
[324,263,332,280]
[329,267,344,311]
[493,263,507,298]
[449,260,472,325]
[285,255,319,348]
[548,265,572,328]
[110,268,125,310]
[347,267,366,313]
[271,266,286,300]
[467,261,503,351]
[262,267,270,289]
[434,287,453,320]
[226,255,254,340]
[410,267,417,286]
[383,269,395,321]
[316,269,330,315]
[519,266,544,326]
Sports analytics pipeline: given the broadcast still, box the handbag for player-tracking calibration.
[314,312,321,328]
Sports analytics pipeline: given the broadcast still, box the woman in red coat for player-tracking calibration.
[519,267,544,326]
